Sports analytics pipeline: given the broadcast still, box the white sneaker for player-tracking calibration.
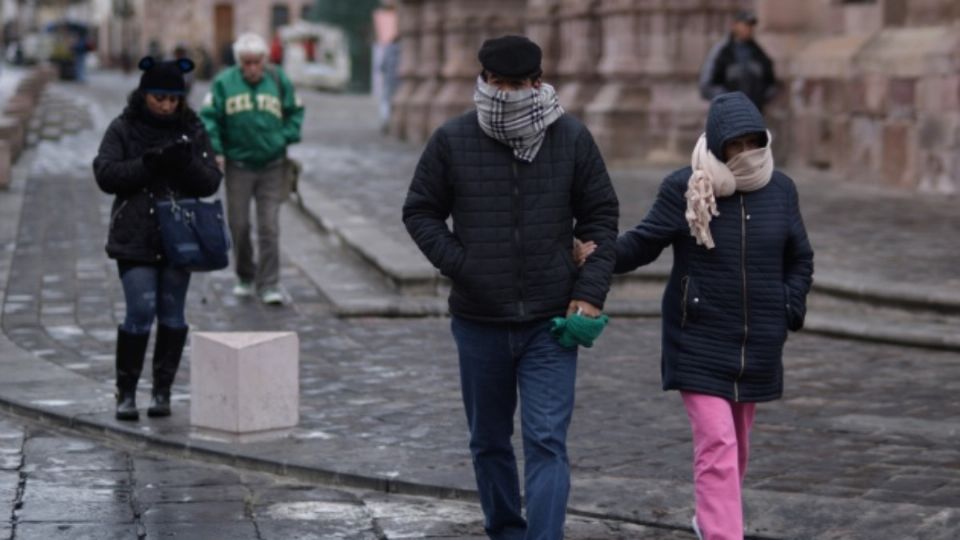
[692,515,703,540]
[260,287,285,305]
[232,281,254,297]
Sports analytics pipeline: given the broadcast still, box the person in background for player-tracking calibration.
[699,10,777,113]
[200,33,305,305]
[372,0,399,131]
[92,57,222,420]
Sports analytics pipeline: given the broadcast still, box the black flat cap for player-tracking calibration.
[478,35,542,78]
[734,10,758,25]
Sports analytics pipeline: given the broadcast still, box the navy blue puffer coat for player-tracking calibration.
[616,93,814,402]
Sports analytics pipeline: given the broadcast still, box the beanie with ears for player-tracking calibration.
[138,56,195,95]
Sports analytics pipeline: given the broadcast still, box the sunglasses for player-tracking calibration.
[148,94,181,103]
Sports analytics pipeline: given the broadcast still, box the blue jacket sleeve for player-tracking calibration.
[615,176,686,274]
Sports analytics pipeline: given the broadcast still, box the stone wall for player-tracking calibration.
[128,0,313,64]
[391,0,960,194]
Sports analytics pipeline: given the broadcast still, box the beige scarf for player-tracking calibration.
[685,130,774,249]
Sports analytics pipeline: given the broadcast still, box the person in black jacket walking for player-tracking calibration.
[600,92,813,539]
[93,57,222,421]
[403,36,619,540]
[699,10,777,113]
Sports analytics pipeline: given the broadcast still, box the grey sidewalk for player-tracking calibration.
[0,72,956,539]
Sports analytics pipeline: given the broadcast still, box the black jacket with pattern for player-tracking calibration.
[403,111,620,323]
[93,95,222,264]
[615,94,814,402]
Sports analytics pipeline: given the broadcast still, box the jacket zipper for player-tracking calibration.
[735,194,748,401]
[512,161,525,317]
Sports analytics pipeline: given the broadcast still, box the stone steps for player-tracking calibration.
[293,181,960,350]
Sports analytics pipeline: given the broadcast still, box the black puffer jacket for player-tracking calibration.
[615,93,814,402]
[93,93,222,263]
[403,111,619,322]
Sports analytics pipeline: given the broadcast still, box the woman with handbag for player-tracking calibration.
[93,56,222,421]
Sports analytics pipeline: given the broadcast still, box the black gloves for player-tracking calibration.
[143,135,194,175]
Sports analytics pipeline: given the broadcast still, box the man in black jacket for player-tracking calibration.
[402,36,619,540]
[699,10,777,113]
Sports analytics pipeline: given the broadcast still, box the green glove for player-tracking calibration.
[550,312,610,348]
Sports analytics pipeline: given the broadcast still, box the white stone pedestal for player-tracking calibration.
[190,332,299,433]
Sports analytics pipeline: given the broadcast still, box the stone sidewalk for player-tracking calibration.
[0,71,956,539]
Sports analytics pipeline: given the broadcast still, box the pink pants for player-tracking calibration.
[681,392,757,540]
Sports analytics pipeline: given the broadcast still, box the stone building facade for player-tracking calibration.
[97,0,314,70]
[390,0,960,194]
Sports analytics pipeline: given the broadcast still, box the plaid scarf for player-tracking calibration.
[474,76,565,163]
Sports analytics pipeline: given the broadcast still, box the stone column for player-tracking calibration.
[429,1,484,132]
[555,0,602,120]
[525,0,561,77]
[585,0,652,160]
[389,0,423,138]
[427,0,525,133]
[402,0,445,142]
[586,0,747,161]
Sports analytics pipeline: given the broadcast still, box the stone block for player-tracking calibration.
[757,0,813,32]
[862,74,888,115]
[887,77,917,119]
[0,116,24,160]
[882,122,916,187]
[0,141,10,190]
[190,332,299,434]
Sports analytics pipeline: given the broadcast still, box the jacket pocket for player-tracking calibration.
[680,275,701,327]
[109,199,129,231]
[784,283,804,331]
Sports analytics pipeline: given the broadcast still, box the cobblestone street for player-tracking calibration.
[0,70,955,539]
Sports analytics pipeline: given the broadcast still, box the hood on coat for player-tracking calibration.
[705,91,767,161]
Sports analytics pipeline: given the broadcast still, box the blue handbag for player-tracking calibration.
[155,197,231,272]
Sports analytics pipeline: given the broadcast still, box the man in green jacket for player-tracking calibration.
[200,32,305,304]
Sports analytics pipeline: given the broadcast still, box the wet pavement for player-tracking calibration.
[0,70,955,539]
[0,410,678,539]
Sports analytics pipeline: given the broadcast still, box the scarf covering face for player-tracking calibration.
[474,76,565,163]
[685,130,774,249]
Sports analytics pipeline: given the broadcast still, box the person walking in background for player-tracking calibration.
[403,35,619,540]
[200,33,305,305]
[93,57,222,421]
[699,10,777,113]
[71,32,90,83]
[372,0,399,132]
[588,91,813,540]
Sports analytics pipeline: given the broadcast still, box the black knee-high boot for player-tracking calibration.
[116,327,150,421]
[148,325,189,417]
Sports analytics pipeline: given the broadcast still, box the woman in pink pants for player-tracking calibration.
[584,92,814,539]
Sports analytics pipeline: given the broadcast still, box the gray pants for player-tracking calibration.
[225,159,286,290]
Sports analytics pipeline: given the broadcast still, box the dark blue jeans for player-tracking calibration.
[118,262,191,335]
[451,316,578,540]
